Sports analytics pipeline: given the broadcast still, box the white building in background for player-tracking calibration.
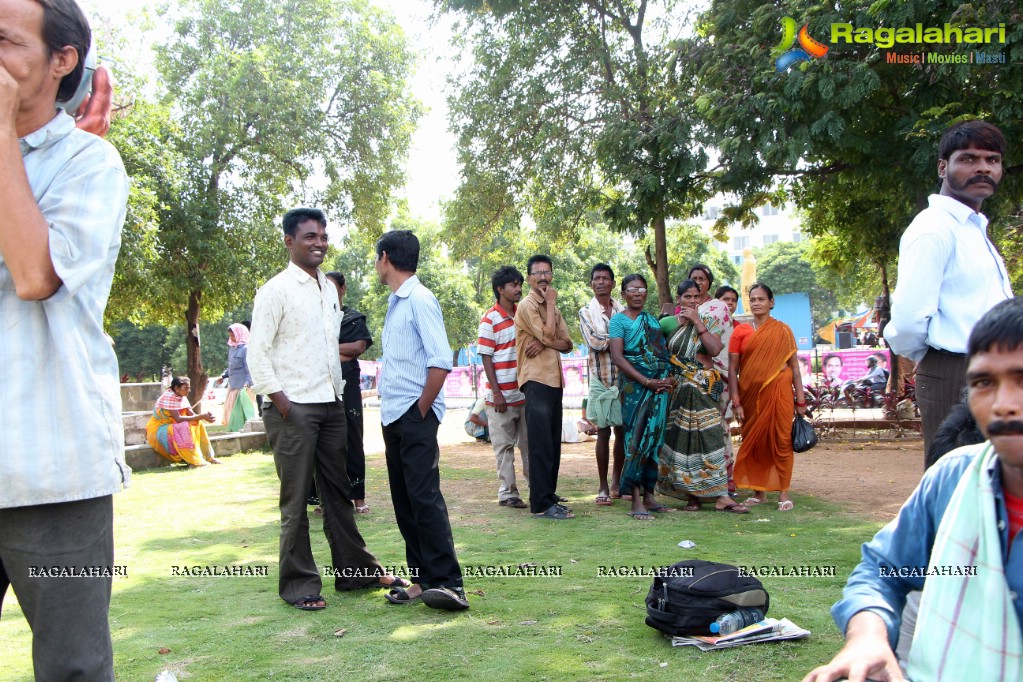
[695,200,805,265]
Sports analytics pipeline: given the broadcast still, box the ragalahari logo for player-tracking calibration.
[774,17,829,71]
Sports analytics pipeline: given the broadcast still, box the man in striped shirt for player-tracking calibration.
[477,266,529,509]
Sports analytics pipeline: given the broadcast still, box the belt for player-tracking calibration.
[927,346,966,359]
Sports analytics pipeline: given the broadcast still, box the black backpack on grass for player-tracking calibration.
[645,559,770,636]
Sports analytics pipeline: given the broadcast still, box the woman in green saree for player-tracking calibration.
[657,280,748,513]
[609,274,676,520]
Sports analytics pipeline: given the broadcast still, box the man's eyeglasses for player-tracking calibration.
[529,270,553,278]
[625,287,647,294]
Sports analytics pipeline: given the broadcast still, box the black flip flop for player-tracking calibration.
[384,585,421,605]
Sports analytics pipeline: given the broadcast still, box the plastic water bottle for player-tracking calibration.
[709,607,765,635]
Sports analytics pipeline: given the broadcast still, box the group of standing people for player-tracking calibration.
[475,257,807,522]
[606,269,805,518]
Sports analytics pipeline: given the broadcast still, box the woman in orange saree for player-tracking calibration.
[727,283,807,511]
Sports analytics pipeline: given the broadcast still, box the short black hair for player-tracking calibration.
[621,273,647,291]
[282,208,327,237]
[925,401,984,469]
[676,279,700,297]
[170,376,190,389]
[748,282,774,300]
[325,272,346,288]
[376,230,420,273]
[590,263,614,281]
[687,264,714,286]
[491,265,524,300]
[714,285,738,300]
[823,353,842,366]
[967,297,1023,358]
[241,320,251,329]
[938,120,1006,161]
[38,0,92,102]
[526,255,553,276]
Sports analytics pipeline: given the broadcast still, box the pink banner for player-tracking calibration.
[797,349,890,390]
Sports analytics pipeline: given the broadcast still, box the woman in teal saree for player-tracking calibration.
[609,274,676,520]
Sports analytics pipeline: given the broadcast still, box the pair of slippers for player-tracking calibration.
[291,576,412,610]
[385,585,470,611]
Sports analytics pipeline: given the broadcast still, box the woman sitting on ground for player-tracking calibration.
[147,376,219,467]
[609,274,676,520]
[657,279,747,513]
[727,283,807,511]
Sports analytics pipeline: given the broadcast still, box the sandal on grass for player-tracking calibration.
[354,504,370,514]
[629,511,654,520]
[384,585,421,605]
[292,595,326,611]
[778,500,794,511]
[422,586,470,611]
[647,504,676,513]
[743,497,765,506]
[716,503,750,514]
[533,504,575,520]
[595,494,614,506]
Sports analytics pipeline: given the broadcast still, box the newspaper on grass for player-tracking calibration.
[670,617,810,650]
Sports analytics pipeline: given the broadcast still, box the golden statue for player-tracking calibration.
[740,247,757,315]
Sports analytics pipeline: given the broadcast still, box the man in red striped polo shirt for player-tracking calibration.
[477,266,530,508]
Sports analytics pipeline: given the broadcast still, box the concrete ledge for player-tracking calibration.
[121,383,163,412]
[125,431,268,471]
[209,431,268,456]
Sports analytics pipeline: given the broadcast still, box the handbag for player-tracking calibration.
[791,412,818,452]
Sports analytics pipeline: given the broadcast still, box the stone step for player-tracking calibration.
[125,431,269,471]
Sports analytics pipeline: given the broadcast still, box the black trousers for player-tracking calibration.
[263,400,384,601]
[0,495,114,681]
[308,371,367,502]
[382,404,462,589]
[343,368,367,501]
[916,348,969,467]
[522,381,563,513]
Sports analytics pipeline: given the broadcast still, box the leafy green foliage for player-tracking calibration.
[102,0,420,398]
[695,0,1023,306]
[441,0,711,307]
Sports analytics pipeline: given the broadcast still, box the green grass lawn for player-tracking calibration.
[0,449,886,681]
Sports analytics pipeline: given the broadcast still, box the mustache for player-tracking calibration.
[987,420,1023,437]
[968,176,997,187]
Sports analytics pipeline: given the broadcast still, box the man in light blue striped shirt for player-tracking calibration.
[376,230,468,611]
[0,1,128,678]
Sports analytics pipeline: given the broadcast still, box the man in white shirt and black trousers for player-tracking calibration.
[248,208,406,611]
[886,120,1013,461]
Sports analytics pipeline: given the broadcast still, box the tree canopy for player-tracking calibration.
[106,0,420,399]
[694,0,1023,305]
[440,0,710,308]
